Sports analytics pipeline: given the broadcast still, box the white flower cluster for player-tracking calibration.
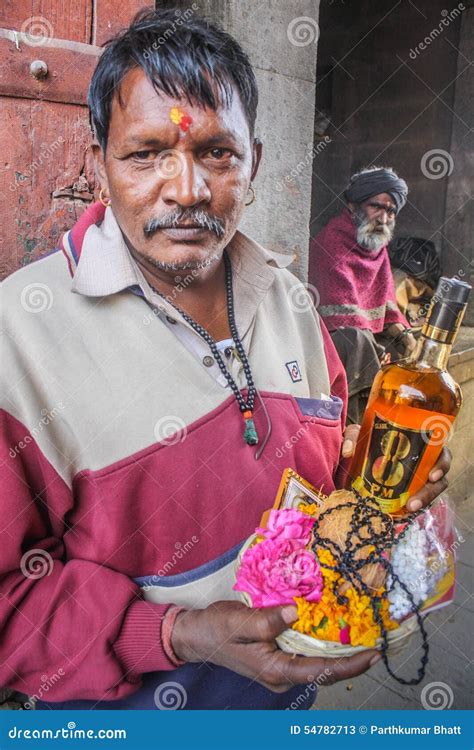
[388,524,429,620]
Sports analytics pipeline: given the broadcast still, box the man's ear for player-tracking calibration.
[91,142,108,192]
[250,138,263,182]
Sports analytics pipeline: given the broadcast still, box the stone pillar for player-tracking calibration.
[159,0,320,281]
[443,7,474,325]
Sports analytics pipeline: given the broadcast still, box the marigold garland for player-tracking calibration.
[292,548,398,647]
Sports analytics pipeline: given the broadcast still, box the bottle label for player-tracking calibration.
[352,413,431,513]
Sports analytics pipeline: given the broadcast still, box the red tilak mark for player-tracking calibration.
[179,114,193,132]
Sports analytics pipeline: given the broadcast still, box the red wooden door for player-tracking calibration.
[0,1,151,279]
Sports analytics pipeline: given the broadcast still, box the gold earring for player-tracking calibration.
[245,185,256,206]
[99,187,111,207]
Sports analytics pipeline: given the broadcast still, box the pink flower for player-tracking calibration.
[257,509,315,546]
[339,625,351,645]
[234,537,323,607]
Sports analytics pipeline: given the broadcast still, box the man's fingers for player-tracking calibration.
[266,649,381,689]
[428,446,452,482]
[342,423,361,457]
[407,476,448,512]
[240,605,298,642]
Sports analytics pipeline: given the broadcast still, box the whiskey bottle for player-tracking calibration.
[348,276,471,517]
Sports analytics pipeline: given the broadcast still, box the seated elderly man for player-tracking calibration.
[1,12,449,711]
[309,167,417,423]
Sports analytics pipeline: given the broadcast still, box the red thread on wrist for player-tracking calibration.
[162,605,187,667]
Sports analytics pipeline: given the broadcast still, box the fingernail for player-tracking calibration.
[369,654,381,667]
[342,439,353,457]
[429,469,443,482]
[281,605,298,624]
[408,498,422,512]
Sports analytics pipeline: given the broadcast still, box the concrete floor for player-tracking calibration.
[312,492,473,710]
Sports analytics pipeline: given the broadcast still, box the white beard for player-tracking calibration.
[355,211,394,252]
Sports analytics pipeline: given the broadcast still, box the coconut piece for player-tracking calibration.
[312,489,388,592]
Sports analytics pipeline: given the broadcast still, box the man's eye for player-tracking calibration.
[207,148,232,160]
[132,151,156,161]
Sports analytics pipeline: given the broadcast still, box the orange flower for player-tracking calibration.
[292,548,398,647]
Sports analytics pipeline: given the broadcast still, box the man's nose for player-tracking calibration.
[160,153,211,207]
[378,210,389,225]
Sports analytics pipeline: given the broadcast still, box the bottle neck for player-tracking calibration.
[407,335,452,370]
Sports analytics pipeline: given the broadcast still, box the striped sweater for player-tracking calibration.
[1,203,347,710]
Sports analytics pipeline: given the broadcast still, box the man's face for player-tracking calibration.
[350,192,397,252]
[93,68,260,274]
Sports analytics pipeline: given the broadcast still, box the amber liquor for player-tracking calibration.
[348,277,471,517]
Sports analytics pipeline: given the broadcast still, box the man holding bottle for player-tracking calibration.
[0,11,451,711]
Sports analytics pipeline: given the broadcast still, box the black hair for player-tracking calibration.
[88,7,259,151]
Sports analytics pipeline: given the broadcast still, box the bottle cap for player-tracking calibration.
[435,277,471,305]
[424,277,471,343]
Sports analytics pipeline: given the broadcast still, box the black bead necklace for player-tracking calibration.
[148,249,259,445]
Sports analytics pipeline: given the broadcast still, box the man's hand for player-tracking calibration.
[171,601,381,692]
[386,323,417,357]
[341,424,451,512]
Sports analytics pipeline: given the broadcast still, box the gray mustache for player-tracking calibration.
[144,210,225,238]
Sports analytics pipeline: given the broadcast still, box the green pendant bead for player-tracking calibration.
[243,417,259,445]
